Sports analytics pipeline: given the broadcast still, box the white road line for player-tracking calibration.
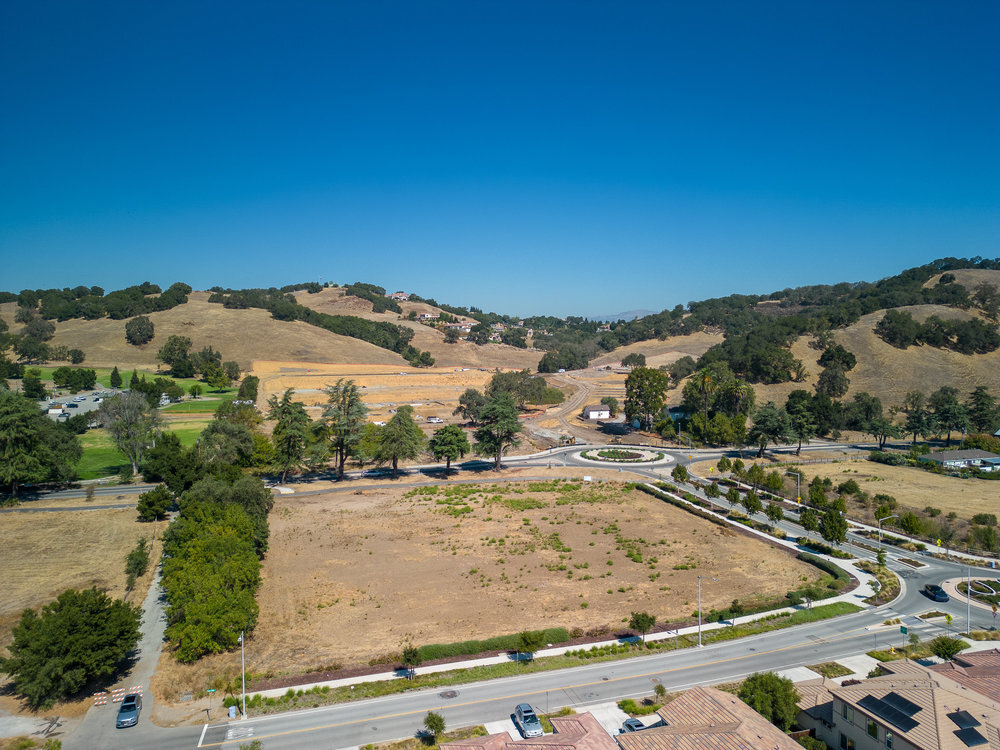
[198,722,208,747]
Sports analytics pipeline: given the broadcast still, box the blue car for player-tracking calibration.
[115,694,142,728]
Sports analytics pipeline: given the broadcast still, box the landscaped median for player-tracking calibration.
[232,596,862,717]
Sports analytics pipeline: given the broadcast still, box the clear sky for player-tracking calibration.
[1,1,997,318]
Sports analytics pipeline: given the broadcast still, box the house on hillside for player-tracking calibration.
[616,686,800,750]
[387,291,409,301]
[582,404,610,420]
[417,313,439,321]
[796,651,1000,750]
[919,449,1000,471]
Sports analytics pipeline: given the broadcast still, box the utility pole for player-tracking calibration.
[239,631,246,719]
[698,575,717,647]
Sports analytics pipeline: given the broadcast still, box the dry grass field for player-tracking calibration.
[0,505,161,721]
[153,479,821,695]
[591,331,723,370]
[255,360,503,425]
[784,458,1000,521]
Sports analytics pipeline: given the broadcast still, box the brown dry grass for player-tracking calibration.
[294,288,543,369]
[153,479,820,697]
[0,293,407,371]
[751,305,1000,410]
[591,331,724,370]
[924,269,1000,291]
[785,458,1000,520]
[256,361,510,425]
[0,508,162,718]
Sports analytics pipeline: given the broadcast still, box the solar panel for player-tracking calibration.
[858,695,919,733]
[955,727,988,747]
[882,692,922,717]
[948,710,981,729]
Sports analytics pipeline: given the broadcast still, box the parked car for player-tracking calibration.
[621,718,645,732]
[514,703,543,738]
[923,584,949,602]
[115,693,142,728]
[427,416,444,424]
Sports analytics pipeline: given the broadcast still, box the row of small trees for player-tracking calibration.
[266,378,526,483]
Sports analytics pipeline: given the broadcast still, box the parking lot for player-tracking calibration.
[40,388,121,421]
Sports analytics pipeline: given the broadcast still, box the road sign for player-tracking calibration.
[900,625,908,635]
[936,539,942,547]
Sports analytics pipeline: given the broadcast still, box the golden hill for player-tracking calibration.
[751,304,1000,409]
[0,293,407,371]
[292,287,543,370]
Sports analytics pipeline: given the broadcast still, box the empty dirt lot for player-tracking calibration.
[255,360,510,424]
[161,480,824,688]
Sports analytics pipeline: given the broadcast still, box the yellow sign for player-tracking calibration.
[936,539,942,546]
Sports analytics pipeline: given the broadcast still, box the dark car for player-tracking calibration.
[514,702,543,738]
[115,693,142,728]
[621,718,646,732]
[924,584,949,602]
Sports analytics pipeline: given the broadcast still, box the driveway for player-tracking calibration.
[63,567,170,750]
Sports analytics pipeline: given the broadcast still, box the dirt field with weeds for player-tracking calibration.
[153,479,821,698]
[0,507,161,718]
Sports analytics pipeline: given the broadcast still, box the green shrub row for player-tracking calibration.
[417,627,570,661]
[797,551,850,584]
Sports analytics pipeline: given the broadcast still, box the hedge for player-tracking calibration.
[417,628,569,661]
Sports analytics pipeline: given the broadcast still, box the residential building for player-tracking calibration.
[919,450,1000,471]
[388,291,409,301]
[582,405,611,420]
[441,711,617,750]
[796,653,1000,750]
[616,685,801,750]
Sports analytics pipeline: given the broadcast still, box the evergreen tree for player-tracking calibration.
[429,424,471,475]
[929,386,968,445]
[474,392,522,470]
[0,588,142,709]
[109,365,123,389]
[266,388,311,483]
[322,379,368,480]
[375,405,424,477]
[966,386,999,433]
[737,672,800,731]
[748,402,792,457]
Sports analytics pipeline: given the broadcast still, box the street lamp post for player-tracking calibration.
[698,575,717,647]
[877,514,899,551]
[967,566,972,634]
[239,631,246,719]
[785,471,800,504]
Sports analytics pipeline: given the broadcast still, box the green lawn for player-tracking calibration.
[77,431,131,479]
[160,393,236,414]
[76,423,209,479]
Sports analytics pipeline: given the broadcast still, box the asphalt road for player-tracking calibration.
[32,439,997,748]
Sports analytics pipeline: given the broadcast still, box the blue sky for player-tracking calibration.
[1,1,997,318]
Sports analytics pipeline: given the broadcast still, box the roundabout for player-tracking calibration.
[575,447,675,466]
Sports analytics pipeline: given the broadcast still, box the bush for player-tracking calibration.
[972,513,997,526]
[417,628,569,661]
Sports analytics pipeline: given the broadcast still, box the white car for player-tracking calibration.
[427,416,444,424]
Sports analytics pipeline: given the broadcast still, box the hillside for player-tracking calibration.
[293,287,543,370]
[591,331,723,369]
[0,293,407,371]
[749,304,1000,409]
[924,268,1000,291]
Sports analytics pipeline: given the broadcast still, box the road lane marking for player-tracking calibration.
[198,723,208,747]
[198,624,874,747]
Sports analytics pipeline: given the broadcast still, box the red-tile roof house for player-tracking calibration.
[441,712,618,750]
[616,686,801,750]
[795,656,1000,750]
